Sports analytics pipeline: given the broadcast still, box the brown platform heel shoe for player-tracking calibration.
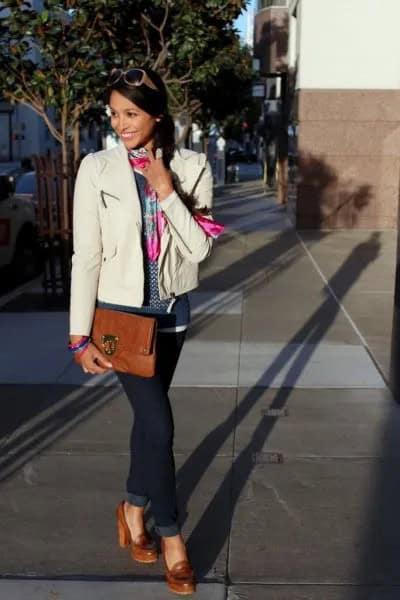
[116,501,158,564]
[161,537,196,595]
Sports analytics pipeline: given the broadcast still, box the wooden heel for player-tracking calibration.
[116,501,131,548]
[161,538,196,595]
[116,501,158,563]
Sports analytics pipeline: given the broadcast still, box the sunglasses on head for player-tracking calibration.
[108,68,159,92]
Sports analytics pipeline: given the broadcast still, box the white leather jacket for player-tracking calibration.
[69,141,213,335]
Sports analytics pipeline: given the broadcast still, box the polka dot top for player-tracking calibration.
[134,171,171,311]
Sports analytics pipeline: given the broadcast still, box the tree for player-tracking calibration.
[0,0,251,228]
[193,40,254,135]
[0,0,123,234]
[96,0,252,140]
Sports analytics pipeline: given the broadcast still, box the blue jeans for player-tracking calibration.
[117,331,186,537]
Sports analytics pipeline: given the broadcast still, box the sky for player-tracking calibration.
[235,0,256,42]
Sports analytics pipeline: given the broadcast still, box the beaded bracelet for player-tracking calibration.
[68,335,88,348]
[75,344,90,361]
[68,339,89,353]
[68,336,90,353]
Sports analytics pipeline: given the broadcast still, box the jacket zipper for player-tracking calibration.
[166,218,193,255]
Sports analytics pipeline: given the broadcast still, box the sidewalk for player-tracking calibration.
[1,179,399,599]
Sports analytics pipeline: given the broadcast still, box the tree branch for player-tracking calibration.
[165,83,185,115]
[153,42,170,70]
[212,1,235,18]
[70,100,92,125]
[15,97,62,143]
[164,58,193,85]
[4,63,47,115]
[159,0,170,33]
[142,0,170,70]
[18,69,46,111]
[141,12,160,34]
[165,76,193,85]
[140,14,152,62]
[67,13,100,79]
[190,99,202,115]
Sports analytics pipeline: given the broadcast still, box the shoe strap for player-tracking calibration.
[132,532,153,546]
[170,560,193,577]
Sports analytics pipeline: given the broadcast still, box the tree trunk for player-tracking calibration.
[277,73,289,205]
[73,121,80,176]
[277,155,288,204]
[175,114,192,147]
[60,109,69,240]
[59,109,73,295]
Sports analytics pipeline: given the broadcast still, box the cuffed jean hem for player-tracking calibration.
[155,522,180,537]
[126,493,148,508]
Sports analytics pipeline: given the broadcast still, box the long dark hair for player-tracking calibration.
[104,67,175,169]
[105,67,204,213]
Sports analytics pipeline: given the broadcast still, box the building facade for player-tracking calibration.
[289,0,400,229]
[255,0,400,229]
[254,0,289,76]
[254,0,289,200]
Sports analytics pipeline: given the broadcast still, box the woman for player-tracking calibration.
[69,67,215,595]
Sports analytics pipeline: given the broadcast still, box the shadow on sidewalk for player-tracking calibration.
[0,228,308,488]
[176,233,384,580]
[0,386,120,482]
[188,228,308,339]
[1,172,388,584]
[353,397,400,594]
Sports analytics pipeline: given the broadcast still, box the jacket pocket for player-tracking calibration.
[101,243,117,263]
[100,189,121,208]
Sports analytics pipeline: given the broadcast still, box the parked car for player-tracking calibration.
[14,171,37,204]
[0,167,41,283]
[226,147,257,165]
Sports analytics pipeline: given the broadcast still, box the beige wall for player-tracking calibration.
[297,0,400,90]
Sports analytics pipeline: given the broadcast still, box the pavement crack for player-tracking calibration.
[267,484,302,527]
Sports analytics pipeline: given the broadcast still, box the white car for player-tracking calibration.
[0,168,40,281]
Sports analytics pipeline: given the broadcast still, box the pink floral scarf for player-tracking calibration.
[128,147,224,261]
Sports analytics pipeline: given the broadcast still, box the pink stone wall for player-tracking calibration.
[295,90,400,229]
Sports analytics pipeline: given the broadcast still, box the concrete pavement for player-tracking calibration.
[0,179,399,599]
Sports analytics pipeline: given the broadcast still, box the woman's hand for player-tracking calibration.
[138,147,174,200]
[75,342,113,375]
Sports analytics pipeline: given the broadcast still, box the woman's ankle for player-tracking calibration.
[124,503,145,527]
[125,501,144,514]
[162,533,185,547]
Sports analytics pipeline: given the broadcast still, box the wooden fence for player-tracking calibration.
[32,152,76,296]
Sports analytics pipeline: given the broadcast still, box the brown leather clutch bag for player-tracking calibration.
[91,307,157,377]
